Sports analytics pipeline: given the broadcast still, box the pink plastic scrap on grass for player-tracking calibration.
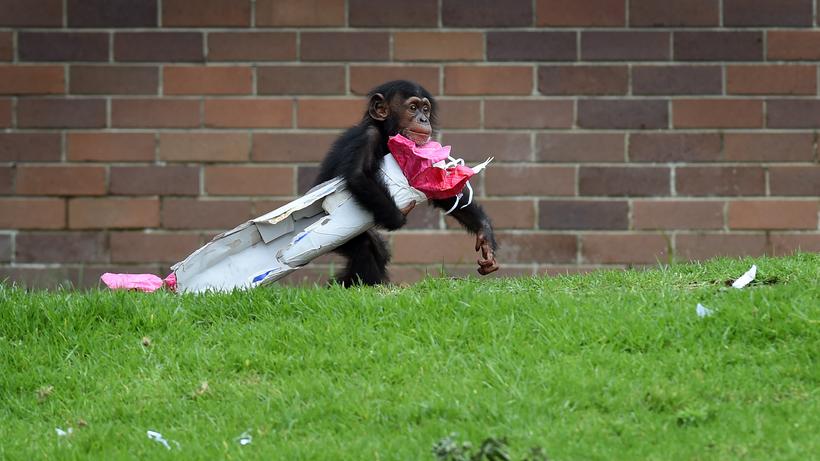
[100,272,176,292]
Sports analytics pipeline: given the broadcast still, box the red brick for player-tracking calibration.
[769,167,820,196]
[0,267,82,289]
[298,98,362,129]
[440,132,532,162]
[0,166,10,194]
[0,198,65,229]
[437,99,481,129]
[724,0,812,26]
[675,32,763,61]
[673,100,762,129]
[676,167,765,196]
[633,200,724,230]
[487,32,577,61]
[767,100,820,128]
[767,31,820,60]
[725,133,814,162]
[0,98,8,127]
[537,133,625,162]
[70,65,158,95]
[257,66,345,95]
[442,0,533,27]
[539,66,627,95]
[0,32,12,61]
[208,32,296,61]
[770,233,820,255]
[256,0,344,26]
[296,166,319,195]
[16,232,106,263]
[540,200,629,229]
[67,133,155,162]
[67,0,157,27]
[632,66,722,95]
[629,133,721,162]
[727,65,815,95]
[111,99,200,128]
[111,232,201,263]
[541,266,610,276]
[630,0,718,26]
[444,66,533,95]
[110,166,199,196]
[578,100,668,129]
[498,232,578,264]
[402,203,441,230]
[0,65,64,95]
[115,32,203,62]
[19,32,108,62]
[677,233,769,260]
[205,166,293,196]
[252,133,335,163]
[164,66,252,95]
[485,100,573,129]
[466,199,534,230]
[394,32,484,61]
[204,99,292,128]
[579,167,670,196]
[485,165,575,196]
[350,66,440,95]
[301,33,389,62]
[349,0,437,26]
[0,0,62,26]
[16,166,106,196]
[162,198,254,230]
[582,234,669,264]
[582,32,670,61]
[0,133,61,162]
[0,235,9,262]
[163,0,250,27]
[17,99,106,128]
[69,198,160,229]
[536,0,625,26]
[729,200,817,230]
[160,133,250,162]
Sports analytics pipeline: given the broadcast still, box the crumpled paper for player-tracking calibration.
[147,430,179,450]
[101,273,176,292]
[696,303,714,318]
[731,265,757,289]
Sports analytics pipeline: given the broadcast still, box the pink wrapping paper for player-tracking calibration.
[388,134,477,200]
[100,272,176,292]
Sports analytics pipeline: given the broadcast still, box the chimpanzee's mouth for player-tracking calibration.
[402,129,431,146]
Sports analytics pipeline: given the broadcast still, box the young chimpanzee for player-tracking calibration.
[314,80,499,286]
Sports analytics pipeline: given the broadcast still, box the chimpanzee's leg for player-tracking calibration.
[334,229,390,286]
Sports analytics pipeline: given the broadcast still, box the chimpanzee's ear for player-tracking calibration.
[368,93,389,121]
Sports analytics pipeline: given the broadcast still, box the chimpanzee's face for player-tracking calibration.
[394,95,433,145]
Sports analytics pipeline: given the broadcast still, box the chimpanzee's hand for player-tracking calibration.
[399,201,416,216]
[475,231,499,275]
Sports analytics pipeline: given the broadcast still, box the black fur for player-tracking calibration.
[314,80,495,286]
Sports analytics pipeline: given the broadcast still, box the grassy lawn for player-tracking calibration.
[1,254,818,460]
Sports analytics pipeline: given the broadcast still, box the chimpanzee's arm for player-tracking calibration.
[432,198,499,275]
[345,127,407,230]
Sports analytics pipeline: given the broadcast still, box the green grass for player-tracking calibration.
[1,254,818,460]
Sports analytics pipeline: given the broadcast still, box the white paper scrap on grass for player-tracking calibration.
[731,264,757,289]
[237,429,253,446]
[696,303,714,318]
[55,427,73,437]
[147,430,176,450]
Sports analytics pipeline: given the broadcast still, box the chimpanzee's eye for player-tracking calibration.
[422,106,430,114]
[409,104,417,111]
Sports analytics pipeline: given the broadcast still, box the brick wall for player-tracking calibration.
[1,0,819,288]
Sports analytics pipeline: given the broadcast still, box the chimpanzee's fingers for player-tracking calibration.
[477,262,499,275]
[475,235,482,252]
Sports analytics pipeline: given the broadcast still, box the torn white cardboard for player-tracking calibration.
[731,265,757,289]
[171,154,427,293]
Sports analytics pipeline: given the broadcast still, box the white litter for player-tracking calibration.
[696,303,714,318]
[236,429,253,446]
[731,264,757,289]
[146,430,177,450]
[55,427,73,437]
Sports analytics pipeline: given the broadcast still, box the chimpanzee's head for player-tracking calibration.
[367,80,437,146]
